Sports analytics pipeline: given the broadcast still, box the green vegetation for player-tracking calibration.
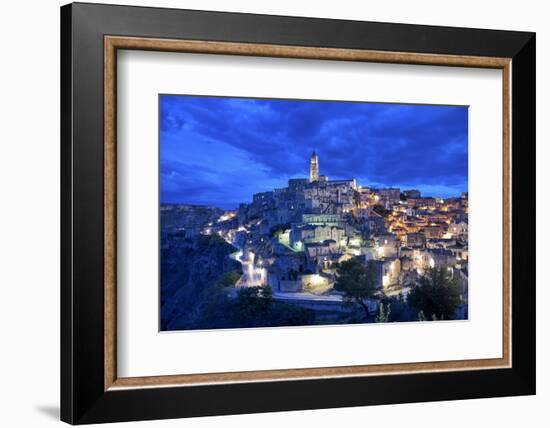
[185,284,316,330]
[217,270,242,287]
[269,223,291,238]
[236,286,273,325]
[374,302,391,323]
[162,232,317,331]
[379,294,416,322]
[407,268,461,321]
[334,258,378,319]
[234,286,315,328]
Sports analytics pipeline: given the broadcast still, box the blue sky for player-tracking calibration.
[160,95,468,210]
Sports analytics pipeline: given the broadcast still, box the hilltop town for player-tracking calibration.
[161,151,468,326]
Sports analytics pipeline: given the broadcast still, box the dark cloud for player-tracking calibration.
[160,95,468,209]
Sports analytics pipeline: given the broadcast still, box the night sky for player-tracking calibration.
[160,95,468,210]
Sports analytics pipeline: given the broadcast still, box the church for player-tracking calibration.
[240,150,358,231]
[289,150,357,189]
[304,150,357,190]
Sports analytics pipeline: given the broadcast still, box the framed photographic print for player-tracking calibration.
[60,2,536,424]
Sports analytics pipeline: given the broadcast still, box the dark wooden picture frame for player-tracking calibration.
[61,2,535,424]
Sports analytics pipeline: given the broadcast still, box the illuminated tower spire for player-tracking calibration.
[310,150,319,182]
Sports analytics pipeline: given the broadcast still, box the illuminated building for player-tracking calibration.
[310,150,319,182]
[377,187,401,204]
[406,232,426,248]
[374,233,400,258]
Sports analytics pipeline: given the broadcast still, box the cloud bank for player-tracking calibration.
[160,95,468,209]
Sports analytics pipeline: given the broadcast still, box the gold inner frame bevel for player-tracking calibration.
[104,35,512,391]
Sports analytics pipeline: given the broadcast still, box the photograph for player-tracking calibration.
[51,1,537,425]
[159,95,470,331]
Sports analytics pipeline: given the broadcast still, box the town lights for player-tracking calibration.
[350,237,362,247]
[311,274,324,285]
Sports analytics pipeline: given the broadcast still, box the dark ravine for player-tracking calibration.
[160,234,241,330]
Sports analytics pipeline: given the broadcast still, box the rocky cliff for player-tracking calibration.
[160,234,241,330]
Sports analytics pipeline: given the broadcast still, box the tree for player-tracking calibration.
[269,303,316,327]
[217,270,242,287]
[334,258,378,319]
[236,286,273,326]
[269,223,290,238]
[379,293,416,322]
[407,268,461,321]
[375,302,391,323]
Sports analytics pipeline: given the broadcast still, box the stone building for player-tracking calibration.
[448,221,469,241]
[370,258,401,288]
[403,189,421,199]
[423,225,445,239]
[377,187,401,204]
[310,150,319,182]
[374,233,400,258]
[289,224,345,249]
[406,232,426,248]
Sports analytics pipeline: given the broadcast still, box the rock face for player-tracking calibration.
[160,234,241,330]
[160,204,223,230]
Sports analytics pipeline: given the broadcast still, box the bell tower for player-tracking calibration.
[310,150,319,182]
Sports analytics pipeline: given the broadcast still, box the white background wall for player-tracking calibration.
[0,0,546,427]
